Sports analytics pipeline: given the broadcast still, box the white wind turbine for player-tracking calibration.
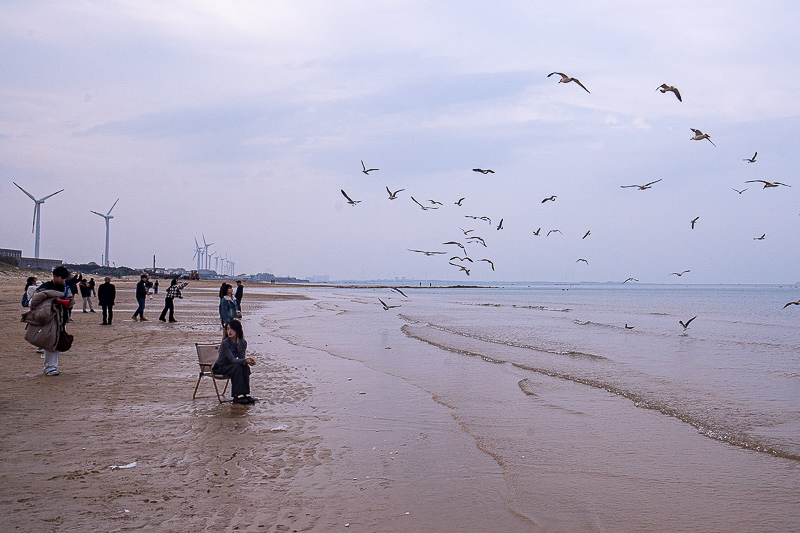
[90,199,119,267]
[192,238,204,271]
[202,234,214,270]
[14,182,64,259]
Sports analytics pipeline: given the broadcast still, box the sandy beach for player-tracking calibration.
[0,268,529,532]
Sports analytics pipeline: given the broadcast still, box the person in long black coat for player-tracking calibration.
[97,277,116,325]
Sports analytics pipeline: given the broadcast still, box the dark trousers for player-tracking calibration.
[159,297,175,321]
[102,305,114,324]
[213,362,251,397]
[133,296,146,318]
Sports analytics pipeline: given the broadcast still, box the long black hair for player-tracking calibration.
[25,276,37,288]
[219,282,231,298]
[226,318,244,340]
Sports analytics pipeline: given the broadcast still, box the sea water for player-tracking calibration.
[258,283,800,531]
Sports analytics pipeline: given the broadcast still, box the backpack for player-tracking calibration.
[21,291,29,308]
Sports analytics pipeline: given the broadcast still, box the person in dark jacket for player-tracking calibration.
[235,280,244,312]
[212,319,256,404]
[97,277,116,325]
[158,279,188,322]
[132,274,152,321]
[219,284,240,328]
[79,279,95,313]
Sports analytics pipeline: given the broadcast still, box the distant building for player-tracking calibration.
[308,275,329,283]
[0,248,62,271]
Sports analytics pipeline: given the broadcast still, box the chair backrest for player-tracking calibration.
[195,343,220,365]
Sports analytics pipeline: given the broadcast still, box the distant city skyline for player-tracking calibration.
[1,2,798,283]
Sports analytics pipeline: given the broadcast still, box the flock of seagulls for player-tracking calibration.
[341,71,797,317]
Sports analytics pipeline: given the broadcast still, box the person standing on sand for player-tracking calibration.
[159,279,188,322]
[213,319,256,404]
[235,280,244,313]
[132,274,152,321]
[88,277,96,297]
[79,278,95,313]
[219,283,240,328]
[97,277,116,325]
[22,265,74,376]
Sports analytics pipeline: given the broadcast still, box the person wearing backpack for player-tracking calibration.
[22,276,38,308]
[22,266,74,375]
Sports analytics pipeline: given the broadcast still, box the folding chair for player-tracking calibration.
[193,343,230,403]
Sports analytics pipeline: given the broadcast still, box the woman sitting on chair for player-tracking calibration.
[212,319,256,404]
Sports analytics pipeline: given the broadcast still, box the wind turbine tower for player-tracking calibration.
[14,182,64,259]
[202,235,214,271]
[193,238,204,271]
[90,199,119,267]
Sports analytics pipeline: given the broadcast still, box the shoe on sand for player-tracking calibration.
[45,369,60,376]
[140,317,148,321]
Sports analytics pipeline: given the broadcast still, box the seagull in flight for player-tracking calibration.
[732,188,748,195]
[361,160,379,175]
[408,249,447,256]
[473,168,495,174]
[341,189,360,206]
[379,298,400,310]
[691,216,700,229]
[428,199,443,206]
[670,270,691,276]
[466,236,486,247]
[449,262,471,275]
[412,196,438,210]
[783,300,800,309]
[743,152,758,163]
[450,256,473,263]
[576,258,588,264]
[386,187,404,200]
[443,241,467,252]
[391,287,408,298]
[455,197,465,206]
[532,228,541,236]
[690,128,716,146]
[478,258,495,271]
[679,316,697,330]
[496,218,504,230]
[547,72,591,93]
[547,229,562,236]
[656,84,682,102]
[623,278,639,283]
[542,195,557,203]
[745,180,791,188]
[621,179,662,190]
[582,230,591,239]
[459,228,474,235]
[754,234,766,240]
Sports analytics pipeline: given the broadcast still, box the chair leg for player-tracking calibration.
[212,376,224,403]
[222,379,229,396]
[192,372,204,399]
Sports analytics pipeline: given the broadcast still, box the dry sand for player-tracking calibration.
[0,268,529,532]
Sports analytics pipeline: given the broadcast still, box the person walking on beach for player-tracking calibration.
[132,274,152,321]
[22,266,74,375]
[212,319,256,404]
[219,283,240,328]
[98,277,116,325]
[88,277,96,297]
[159,279,188,322]
[153,280,159,296]
[79,278,95,313]
[22,276,38,308]
[235,280,244,313]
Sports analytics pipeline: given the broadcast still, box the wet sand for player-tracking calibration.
[0,271,529,532]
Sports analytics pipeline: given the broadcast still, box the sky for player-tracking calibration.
[1,1,798,283]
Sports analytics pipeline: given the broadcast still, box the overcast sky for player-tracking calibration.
[1,1,798,283]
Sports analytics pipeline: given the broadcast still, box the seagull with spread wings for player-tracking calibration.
[443,241,467,253]
[542,195,557,203]
[547,72,591,93]
[745,180,791,188]
[386,187,404,200]
[478,258,495,271]
[449,262,471,275]
[691,216,700,229]
[455,197,466,206]
[391,287,408,298]
[450,256,473,263]
[656,84,682,102]
[576,258,588,264]
[547,229,562,236]
[532,228,541,236]
[582,230,591,239]
[621,179,662,190]
[623,278,639,283]
[408,249,447,256]
[379,298,400,310]
[341,189,361,206]
[743,152,757,163]
[466,236,486,247]
[361,160,379,174]
[412,196,438,210]
[679,316,697,330]
[690,128,716,146]
[783,300,800,309]
[732,188,748,195]
[496,218,504,230]
[670,270,691,276]
[754,234,766,240]
[472,168,495,174]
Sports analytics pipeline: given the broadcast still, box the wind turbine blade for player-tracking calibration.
[107,198,119,215]
[14,182,37,201]
[90,210,105,217]
[40,189,65,202]
[31,205,37,233]
[202,234,208,246]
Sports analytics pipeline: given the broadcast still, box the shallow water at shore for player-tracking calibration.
[257,283,800,532]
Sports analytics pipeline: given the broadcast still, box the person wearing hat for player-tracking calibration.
[132,274,152,321]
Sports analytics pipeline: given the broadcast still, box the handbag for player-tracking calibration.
[56,327,74,352]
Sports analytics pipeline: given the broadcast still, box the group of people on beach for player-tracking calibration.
[21,269,256,404]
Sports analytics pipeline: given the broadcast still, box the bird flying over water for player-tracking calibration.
[690,128,716,146]
[408,249,447,256]
[621,179,662,190]
[449,262,471,275]
[623,278,639,283]
[743,152,757,163]
[745,180,791,188]
[783,300,800,309]
[679,316,697,330]
[379,298,400,310]
[478,258,495,271]
[691,216,700,229]
[361,160,379,174]
[386,187,404,200]
[547,72,591,93]
[670,270,691,276]
[473,168,495,174]
[542,195,557,203]
[341,189,360,206]
[391,287,408,298]
[656,84,682,102]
